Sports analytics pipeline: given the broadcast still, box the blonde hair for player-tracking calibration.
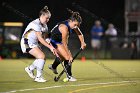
[39,6,51,18]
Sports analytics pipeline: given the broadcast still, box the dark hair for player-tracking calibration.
[67,8,82,24]
[39,6,51,17]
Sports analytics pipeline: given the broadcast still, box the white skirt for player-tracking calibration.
[20,38,39,53]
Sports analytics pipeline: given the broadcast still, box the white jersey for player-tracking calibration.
[22,18,48,44]
[105,28,117,36]
[20,18,48,53]
[105,28,117,42]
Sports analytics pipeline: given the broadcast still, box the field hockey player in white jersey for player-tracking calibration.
[20,6,57,82]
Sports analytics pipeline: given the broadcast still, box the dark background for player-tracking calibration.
[0,0,124,35]
[1,0,134,59]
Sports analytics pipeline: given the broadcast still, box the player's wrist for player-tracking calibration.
[81,42,86,46]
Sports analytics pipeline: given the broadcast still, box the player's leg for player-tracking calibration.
[91,39,96,58]
[92,39,100,59]
[49,44,70,73]
[28,47,47,82]
[21,38,36,79]
[63,60,72,76]
[56,44,77,81]
[63,60,77,81]
[48,42,65,74]
[48,56,62,74]
[96,40,101,58]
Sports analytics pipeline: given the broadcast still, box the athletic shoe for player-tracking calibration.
[48,64,58,74]
[34,76,47,82]
[67,76,77,82]
[25,67,35,79]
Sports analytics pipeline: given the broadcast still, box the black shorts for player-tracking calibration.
[50,39,62,48]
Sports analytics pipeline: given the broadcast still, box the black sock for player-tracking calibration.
[64,60,72,76]
[52,57,60,69]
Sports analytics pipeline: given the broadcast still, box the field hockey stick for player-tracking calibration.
[54,50,71,80]
[54,48,83,82]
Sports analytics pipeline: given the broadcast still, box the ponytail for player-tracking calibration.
[67,8,82,24]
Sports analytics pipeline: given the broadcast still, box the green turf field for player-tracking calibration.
[0,59,140,93]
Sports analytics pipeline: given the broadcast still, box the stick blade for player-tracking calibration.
[54,76,58,82]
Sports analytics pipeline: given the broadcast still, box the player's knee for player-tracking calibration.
[64,55,70,60]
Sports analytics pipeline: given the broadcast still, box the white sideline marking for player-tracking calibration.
[0,81,137,93]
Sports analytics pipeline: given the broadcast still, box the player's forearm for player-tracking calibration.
[74,27,86,49]
[78,34,85,44]
[36,32,51,48]
[38,37,51,48]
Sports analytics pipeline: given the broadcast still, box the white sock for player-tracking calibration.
[28,59,38,71]
[36,59,45,78]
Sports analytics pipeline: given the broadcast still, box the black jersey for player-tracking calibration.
[50,20,72,43]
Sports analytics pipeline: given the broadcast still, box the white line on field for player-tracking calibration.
[0,81,138,93]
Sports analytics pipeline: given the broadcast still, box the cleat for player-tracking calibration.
[48,64,58,74]
[25,67,35,79]
[34,76,47,82]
